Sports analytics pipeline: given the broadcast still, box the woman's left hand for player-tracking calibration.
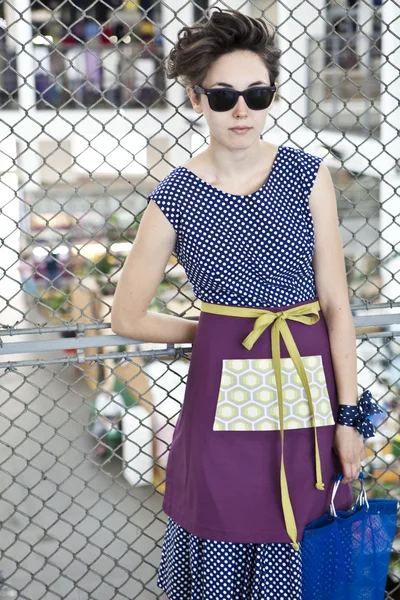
[333,424,365,484]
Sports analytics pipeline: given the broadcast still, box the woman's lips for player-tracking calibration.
[230,127,251,134]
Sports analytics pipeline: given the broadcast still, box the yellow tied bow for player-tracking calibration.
[201,300,325,551]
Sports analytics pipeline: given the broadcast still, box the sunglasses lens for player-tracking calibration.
[208,89,237,112]
[246,88,275,110]
[205,88,275,111]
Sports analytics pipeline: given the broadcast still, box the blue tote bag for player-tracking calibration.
[301,473,398,600]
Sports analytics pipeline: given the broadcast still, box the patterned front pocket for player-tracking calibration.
[213,356,334,431]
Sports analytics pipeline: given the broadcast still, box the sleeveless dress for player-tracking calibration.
[149,145,353,600]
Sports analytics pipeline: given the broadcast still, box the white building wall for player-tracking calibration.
[379,0,400,303]
[0,1,389,226]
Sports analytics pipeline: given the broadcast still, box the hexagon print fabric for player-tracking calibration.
[213,356,335,431]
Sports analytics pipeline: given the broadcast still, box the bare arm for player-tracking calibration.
[110,200,197,344]
[309,161,358,407]
[309,161,363,484]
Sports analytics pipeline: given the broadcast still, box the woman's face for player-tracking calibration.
[187,50,277,150]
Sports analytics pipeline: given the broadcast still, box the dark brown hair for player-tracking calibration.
[167,8,281,90]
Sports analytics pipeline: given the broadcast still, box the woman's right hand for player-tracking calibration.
[333,423,364,484]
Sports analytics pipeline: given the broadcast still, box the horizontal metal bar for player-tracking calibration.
[0,334,142,356]
[0,304,398,340]
[0,330,399,370]
[356,330,400,340]
[353,313,400,327]
[0,346,191,370]
[352,301,400,311]
[0,322,110,337]
[0,312,399,358]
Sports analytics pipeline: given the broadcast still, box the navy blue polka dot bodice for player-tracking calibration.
[149,144,323,308]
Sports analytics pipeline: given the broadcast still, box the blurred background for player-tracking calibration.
[0,1,399,598]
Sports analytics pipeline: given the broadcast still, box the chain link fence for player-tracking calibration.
[0,0,399,598]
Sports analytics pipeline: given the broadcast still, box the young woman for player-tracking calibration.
[111,9,377,599]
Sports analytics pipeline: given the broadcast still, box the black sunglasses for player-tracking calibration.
[194,85,276,112]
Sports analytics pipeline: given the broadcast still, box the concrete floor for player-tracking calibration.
[0,298,168,600]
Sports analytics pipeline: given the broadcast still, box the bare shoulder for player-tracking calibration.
[308,160,338,242]
[308,160,350,313]
[309,160,335,214]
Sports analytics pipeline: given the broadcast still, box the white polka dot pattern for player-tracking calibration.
[157,517,302,600]
[150,145,323,307]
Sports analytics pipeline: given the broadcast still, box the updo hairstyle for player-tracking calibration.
[166,8,281,94]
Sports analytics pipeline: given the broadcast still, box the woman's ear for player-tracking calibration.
[186,87,203,114]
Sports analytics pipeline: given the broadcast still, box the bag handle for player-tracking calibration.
[330,472,369,517]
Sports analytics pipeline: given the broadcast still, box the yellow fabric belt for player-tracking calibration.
[201,299,324,551]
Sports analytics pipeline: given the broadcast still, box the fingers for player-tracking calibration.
[341,461,360,484]
[339,445,363,483]
[334,425,365,483]
[340,449,363,483]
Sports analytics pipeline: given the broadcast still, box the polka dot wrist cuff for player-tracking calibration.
[337,390,384,439]
[337,405,358,427]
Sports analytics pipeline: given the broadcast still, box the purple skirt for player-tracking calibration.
[162,297,352,544]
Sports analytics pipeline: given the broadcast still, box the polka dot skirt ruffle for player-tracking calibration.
[157,518,302,600]
[150,144,323,309]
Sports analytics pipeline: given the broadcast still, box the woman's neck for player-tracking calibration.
[189,139,277,186]
[205,138,266,178]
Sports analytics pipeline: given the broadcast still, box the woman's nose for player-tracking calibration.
[232,94,248,116]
